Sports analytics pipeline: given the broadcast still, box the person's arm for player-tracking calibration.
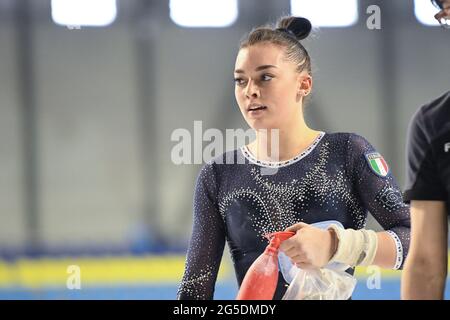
[281,223,399,269]
[281,134,410,269]
[401,200,448,299]
[177,163,226,300]
[401,104,448,299]
[371,231,397,268]
[348,134,410,270]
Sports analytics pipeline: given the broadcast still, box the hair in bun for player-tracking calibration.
[277,16,312,41]
[239,16,312,75]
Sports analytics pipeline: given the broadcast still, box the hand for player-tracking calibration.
[279,222,337,269]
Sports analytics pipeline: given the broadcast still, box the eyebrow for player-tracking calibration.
[234,65,278,74]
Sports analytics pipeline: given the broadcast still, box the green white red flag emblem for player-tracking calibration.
[365,152,389,177]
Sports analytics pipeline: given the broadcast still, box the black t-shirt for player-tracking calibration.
[403,91,450,214]
[178,132,410,300]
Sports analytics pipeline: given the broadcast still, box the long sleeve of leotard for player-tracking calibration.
[346,134,411,269]
[177,162,226,299]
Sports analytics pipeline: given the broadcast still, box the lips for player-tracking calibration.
[247,104,268,112]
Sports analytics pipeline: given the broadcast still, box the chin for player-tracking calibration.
[247,120,277,131]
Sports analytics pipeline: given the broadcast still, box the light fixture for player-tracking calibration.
[51,0,117,27]
[169,0,238,28]
[290,0,358,27]
[414,0,441,26]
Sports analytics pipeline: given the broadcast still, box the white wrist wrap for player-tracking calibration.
[328,225,378,267]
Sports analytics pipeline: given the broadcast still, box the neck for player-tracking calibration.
[250,113,320,162]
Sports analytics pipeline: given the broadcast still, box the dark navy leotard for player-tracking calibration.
[177,132,410,300]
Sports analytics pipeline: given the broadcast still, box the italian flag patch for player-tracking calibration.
[365,152,389,177]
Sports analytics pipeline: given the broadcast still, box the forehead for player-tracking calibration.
[235,43,287,71]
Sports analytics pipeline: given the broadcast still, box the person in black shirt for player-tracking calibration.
[402,90,450,299]
[401,0,450,300]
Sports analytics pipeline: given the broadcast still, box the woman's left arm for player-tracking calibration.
[281,134,410,270]
[372,231,398,269]
[280,223,403,269]
[348,134,410,270]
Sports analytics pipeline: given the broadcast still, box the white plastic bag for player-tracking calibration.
[282,267,357,300]
[279,220,357,300]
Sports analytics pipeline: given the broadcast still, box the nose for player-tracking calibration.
[245,80,260,99]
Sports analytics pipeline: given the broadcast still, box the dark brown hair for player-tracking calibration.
[239,16,313,75]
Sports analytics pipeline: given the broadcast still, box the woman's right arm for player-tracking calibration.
[177,163,226,300]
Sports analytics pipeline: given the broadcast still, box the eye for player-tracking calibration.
[234,78,246,86]
[261,74,274,81]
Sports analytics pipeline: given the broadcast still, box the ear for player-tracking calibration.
[297,74,312,96]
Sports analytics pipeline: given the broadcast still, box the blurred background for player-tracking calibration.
[0,0,449,299]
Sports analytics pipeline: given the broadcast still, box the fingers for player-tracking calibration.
[285,222,309,232]
[279,235,302,252]
[279,241,292,252]
[289,253,308,264]
[280,224,308,253]
[295,262,315,270]
[280,237,309,264]
[281,245,303,258]
[284,249,314,269]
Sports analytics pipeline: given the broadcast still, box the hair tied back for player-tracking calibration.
[283,17,312,41]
